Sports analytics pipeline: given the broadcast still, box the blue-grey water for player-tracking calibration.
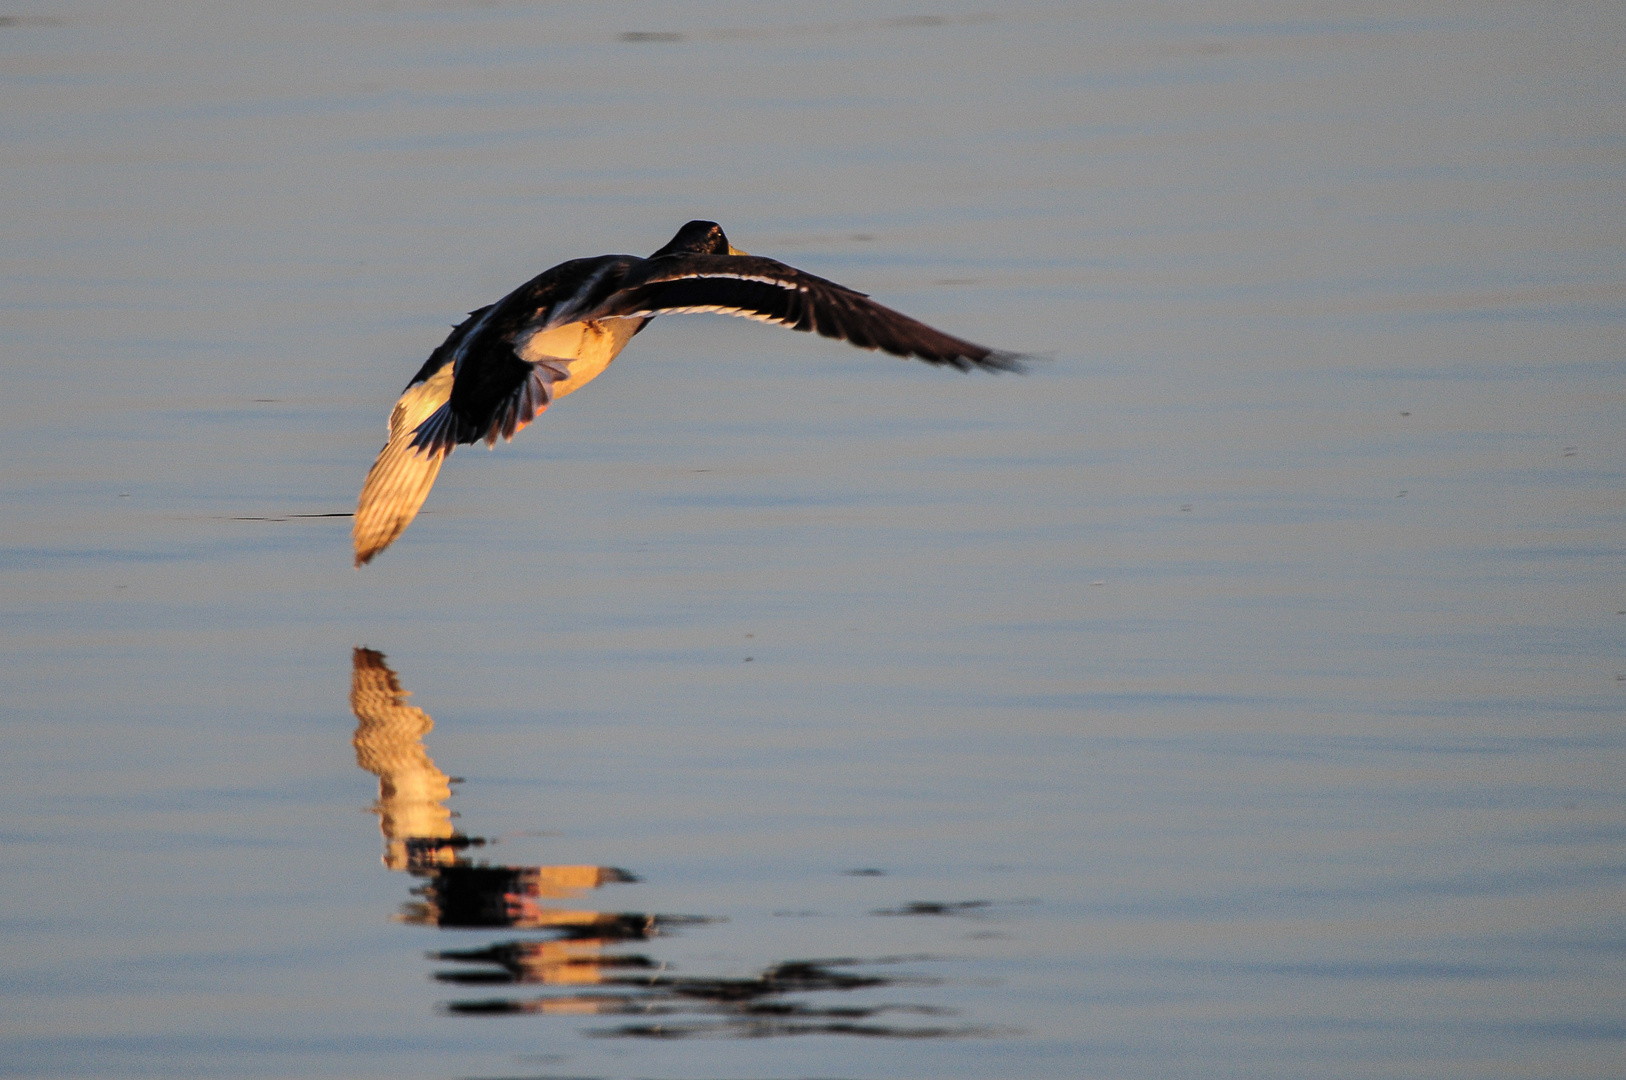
[2,2,1623,1078]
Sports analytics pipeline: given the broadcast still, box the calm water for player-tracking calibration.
[3,2,1623,1078]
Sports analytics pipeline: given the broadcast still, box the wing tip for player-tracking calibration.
[901,344,1031,374]
[975,349,1030,374]
[352,436,449,568]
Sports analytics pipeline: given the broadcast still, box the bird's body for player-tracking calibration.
[354,221,1021,565]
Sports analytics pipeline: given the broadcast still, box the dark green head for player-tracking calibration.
[648,220,747,259]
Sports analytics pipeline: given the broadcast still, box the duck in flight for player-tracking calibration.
[354,220,1024,566]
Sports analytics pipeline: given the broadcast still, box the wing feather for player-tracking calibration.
[354,364,456,566]
[353,429,447,568]
[591,255,1024,372]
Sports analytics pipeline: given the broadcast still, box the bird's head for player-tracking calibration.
[650,220,749,258]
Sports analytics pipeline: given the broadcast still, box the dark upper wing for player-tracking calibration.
[403,305,493,390]
[587,254,1024,372]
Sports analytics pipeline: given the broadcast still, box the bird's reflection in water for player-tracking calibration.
[350,648,978,1039]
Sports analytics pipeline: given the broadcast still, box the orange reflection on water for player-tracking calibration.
[348,647,974,1038]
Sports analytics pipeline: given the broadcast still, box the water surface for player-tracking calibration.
[2,2,1623,1078]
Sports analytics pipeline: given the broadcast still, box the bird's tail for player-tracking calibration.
[353,365,455,567]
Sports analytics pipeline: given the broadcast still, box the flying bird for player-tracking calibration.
[353,220,1023,565]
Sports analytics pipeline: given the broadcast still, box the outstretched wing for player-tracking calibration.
[588,254,1024,372]
[353,361,455,567]
[353,308,491,567]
